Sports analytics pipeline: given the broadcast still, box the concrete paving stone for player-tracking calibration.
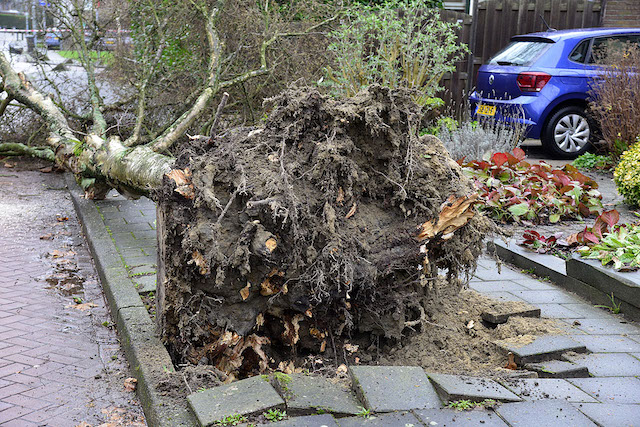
[474,267,529,282]
[187,375,285,426]
[415,408,508,426]
[481,305,540,325]
[349,366,441,412]
[563,352,640,377]
[566,317,640,335]
[567,334,640,353]
[567,377,640,403]
[266,414,339,427]
[523,360,589,378]
[560,304,613,319]
[499,378,597,402]
[427,373,521,403]
[131,231,157,241]
[470,281,529,293]
[479,291,527,302]
[496,399,596,427]
[509,290,578,304]
[535,304,585,319]
[572,402,640,427]
[496,335,587,364]
[132,275,157,294]
[511,278,558,291]
[337,411,422,427]
[280,373,362,416]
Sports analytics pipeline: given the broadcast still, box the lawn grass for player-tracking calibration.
[58,50,114,63]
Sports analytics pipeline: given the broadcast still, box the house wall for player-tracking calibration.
[603,0,640,27]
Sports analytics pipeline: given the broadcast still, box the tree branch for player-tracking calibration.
[0,143,55,161]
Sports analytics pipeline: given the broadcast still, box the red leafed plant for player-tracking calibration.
[462,148,603,224]
[521,230,563,254]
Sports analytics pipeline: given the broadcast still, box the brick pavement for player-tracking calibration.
[0,162,145,426]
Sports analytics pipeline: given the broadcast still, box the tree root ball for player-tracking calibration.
[156,86,493,378]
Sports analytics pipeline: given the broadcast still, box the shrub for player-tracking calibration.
[589,44,640,157]
[437,118,526,161]
[571,152,614,171]
[324,0,467,107]
[614,138,640,207]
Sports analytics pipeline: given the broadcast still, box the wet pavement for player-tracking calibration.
[0,159,145,426]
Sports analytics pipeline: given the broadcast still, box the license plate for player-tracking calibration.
[476,104,496,116]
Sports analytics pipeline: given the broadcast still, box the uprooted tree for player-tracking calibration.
[0,0,492,378]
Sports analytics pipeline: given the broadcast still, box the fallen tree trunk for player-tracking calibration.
[156,86,493,379]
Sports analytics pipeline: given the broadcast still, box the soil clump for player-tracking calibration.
[157,86,495,378]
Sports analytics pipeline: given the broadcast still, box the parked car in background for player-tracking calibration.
[44,31,62,50]
[469,27,640,158]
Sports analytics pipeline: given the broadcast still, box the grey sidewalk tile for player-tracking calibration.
[280,373,362,416]
[514,278,558,291]
[337,412,422,427]
[415,408,507,426]
[565,318,640,335]
[474,268,529,282]
[510,290,578,304]
[187,376,284,426]
[535,303,585,319]
[496,336,586,364]
[495,399,596,427]
[427,373,522,403]
[563,353,640,377]
[567,377,640,403]
[499,378,598,403]
[573,402,640,426]
[349,366,441,412]
[479,291,527,302]
[481,305,540,325]
[132,276,156,294]
[567,334,640,353]
[524,360,589,378]
[469,281,529,293]
[267,414,339,427]
[559,304,613,319]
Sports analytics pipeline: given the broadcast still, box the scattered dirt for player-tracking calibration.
[157,85,496,377]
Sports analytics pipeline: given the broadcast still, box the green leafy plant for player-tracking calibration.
[263,409,286,422]
[356,407,372,418]
[614,138,640,207]
[325,0,467,107]
[463,148,603,224]
[578,221,640,270]
[595,292,622,314]
[447,399,497,411]
[572,153,614,171]
[215,414,248,426]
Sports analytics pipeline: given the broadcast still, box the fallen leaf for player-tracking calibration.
[40,233,55,240]
[282,314,303,346]
[466,320,475,329]
[124,377,137,392]
[166,168,191,186]
[417,194,478,241]
[345,202,357,219]
[189,250,208,275]
[3,163,14,168]
[67,302,97,311]
[39,166,53,173]
[336,187,345,205]
[260,268,284,296]
[265,238,277,252]
[277,360,295,375]
[336,364,348,375]
[56,216,69,222]
[240,283,251,301]
[175,184,195,200]
[320,340,326,352]
[255,313,265,328]
[344,343,359,353]
[354,357,360,364]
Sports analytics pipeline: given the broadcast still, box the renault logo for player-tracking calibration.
[489,75,495,85]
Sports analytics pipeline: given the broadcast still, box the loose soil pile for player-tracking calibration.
[156,85,526,379]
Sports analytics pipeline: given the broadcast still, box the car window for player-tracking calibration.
[569,39,591,63]
[487,41,551,66]
[588,35,640,64]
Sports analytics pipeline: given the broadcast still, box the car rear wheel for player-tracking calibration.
[542,106,592,159]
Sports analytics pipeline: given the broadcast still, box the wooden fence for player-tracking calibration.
[439,0,603,117]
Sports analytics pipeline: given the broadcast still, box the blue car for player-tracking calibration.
[44,31,62,50]
[469,27,640,158]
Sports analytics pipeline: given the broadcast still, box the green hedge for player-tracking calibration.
[0,13,27,30]
[614,138,640,207]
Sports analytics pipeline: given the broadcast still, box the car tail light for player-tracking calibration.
[516,72,552,92]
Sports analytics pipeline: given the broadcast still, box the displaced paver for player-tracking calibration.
[563,352,640,377]
[187,375,284,426]
[277,373,362,416]
[567,334,640,353]
[268,414,339,426]
[349,366,441,412]
[567,378,640,404]
[499,378,597,403]
[572,402,640,427]
[415,408,508,426]
[481,305,540,325]
[337,411,422,426]
[496,335,586,364]
[496,399,596,426]
[427,373,521,403]
[523,360,589,378]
